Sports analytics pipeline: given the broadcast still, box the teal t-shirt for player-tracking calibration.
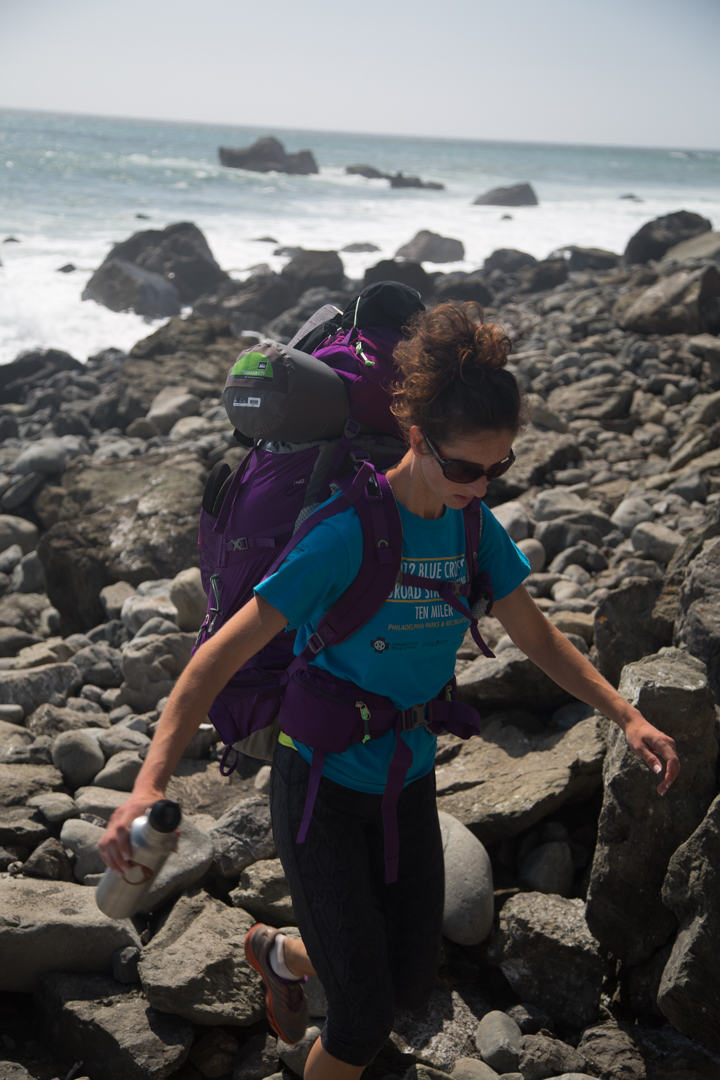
[254,498,530,793]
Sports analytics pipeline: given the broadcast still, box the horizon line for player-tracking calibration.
[2,104,719,157]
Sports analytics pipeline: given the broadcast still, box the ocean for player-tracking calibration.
[1,108,719,366]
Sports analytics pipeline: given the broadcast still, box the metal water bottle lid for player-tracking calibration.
[148,799,182,832]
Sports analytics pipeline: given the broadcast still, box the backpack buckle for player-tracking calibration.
[307,631,326,655]
[231,537,248,551]
[401,704,427,731]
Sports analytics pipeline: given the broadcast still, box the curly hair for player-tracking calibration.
[390,301,526,445]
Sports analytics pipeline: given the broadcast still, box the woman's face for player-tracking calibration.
[410,425,515,509]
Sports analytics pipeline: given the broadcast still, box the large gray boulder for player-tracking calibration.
[576,1020,647,1080]
[52,729,105,788]
[138,817,215,913]
[396,230,465,263]
[456,646,571,713]
[593,578,672,686]
[60,817,107,881]
[70,642,124,687]
[585,649,717,965]
[517,1033,589,1080]
[435,716,606,843]
[674,535,720,700]
[0,878,139,991]
[392,985,489,1071]
[439,811,493,945]
[474,183,538,206]
[0,661,81,715]
[474,1010,521,1073]
[487,892,609,1029]
[208,796,277,878]
[139,889,265,1024]
[547,373,636,425]
[230,858,295,925]
[36,973,193,1080]
[0,762,64,806]
[120,632,194,712]
[83,258,183,318]
[617,265,720,336]
[657,794,720,1052]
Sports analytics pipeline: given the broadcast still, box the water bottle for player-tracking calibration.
[95,799,182,918]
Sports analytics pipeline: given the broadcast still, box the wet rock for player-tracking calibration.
[575,1021,646,1080]
[230,857,295,925]
[139,889,264,1024]
[36,972,193,1080]
[60,817,106,881]
[657,793,720,1053]
[518,840,575,897]
[586,649,717,964]
[593,578,672,686]
[517,1034,589,1080]
[674,536,720,700]
[139,816,214,912]
[456,646,571,714]
[52,729,105,788]
[624,210,711,265]
[487,892,609,1029]
[439,810,493,945]
[435,716,605,843]
[169,567,207,631]
[209,796,277,878]
[21,836,74,880]
[277,1025,323,1076]
[0,660,81,714]
[120,632,194,712]
[474,184,538,207]
[83,259,182,318]
[0,877,139,991]
[396,230,465,263]
[475,1011,521,1073]
[0,762,64,806]
[219,136,318,175]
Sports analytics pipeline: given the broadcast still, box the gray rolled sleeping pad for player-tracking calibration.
[223,340,350,443]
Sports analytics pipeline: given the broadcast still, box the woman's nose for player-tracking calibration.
[467,476,488,499]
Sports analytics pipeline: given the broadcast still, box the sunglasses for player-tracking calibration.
[422,432,516,485]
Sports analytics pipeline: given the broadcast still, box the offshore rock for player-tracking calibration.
[435,715,605,843]
[487,892,608,1029]
[657,793,720,1053]
[36,972,193,1080]
[473,183,538,206]
[0,877,139,991]
[396,230,465,263]
[586,649,717,964]
[139,889,265,1024]
[83,259,182,318]
[219,136,318,175]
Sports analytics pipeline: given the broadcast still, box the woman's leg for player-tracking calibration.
[270,745,397,1071]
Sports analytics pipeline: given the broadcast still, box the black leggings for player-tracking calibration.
[270,744,445,1067]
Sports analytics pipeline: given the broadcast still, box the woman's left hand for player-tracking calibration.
[622,712,680,796]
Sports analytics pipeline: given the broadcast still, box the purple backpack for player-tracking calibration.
[196,283,495,881]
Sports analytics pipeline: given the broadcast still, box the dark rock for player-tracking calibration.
[88,221,227,306]
[0,347,81,406]
[593,578,672,686]
[263,286,347,342]
[435,715,606,843]
[281,250,345,294]
[505,1003,553,1036]
[0,805,49,850]
[233,1032,280,1080]
[0,413,19,440]
[0,626,41,656]
[346,164,389,179]
[624,210,712,265]
[432,272,493,306]
[363,259,433,297]
[389,173,444,190]
[657,793,720,1052]
[547,373,635,424]
[71,642,124,688]
[341,241,381,252]
[189,1029,239,1078]
[138,889,265,1024]
[21,836,74,880]
[487,892,609,1029]
[518,259,568,293]
[518,840,575,897]
[36,972,193,1080]
[82,259,182,318]
[113,944,141,984]
[219,136,318,175]
[474,184,538,207]
[58,262,76,272]
[484,249,537,273]
[617,265,720,336]
[565,246,621,272]
[517,1033,588,1080]
[586,649,717,964]
[0,877,139,991]
[674,536,720,700]
[193,271,295,324]
[576,1020,647,1080]
[653,500,720,636]
[396,230,464,263]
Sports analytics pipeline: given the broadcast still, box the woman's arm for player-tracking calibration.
[491,584,679,795]
[98,594,288,873]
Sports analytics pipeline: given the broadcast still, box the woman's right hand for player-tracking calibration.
[98,789,164,875]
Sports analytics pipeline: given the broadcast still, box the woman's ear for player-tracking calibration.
[409,425,425,459]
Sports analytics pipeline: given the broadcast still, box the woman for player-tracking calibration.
[100,303,679,1080]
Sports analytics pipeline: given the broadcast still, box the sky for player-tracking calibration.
[1,0,719,149]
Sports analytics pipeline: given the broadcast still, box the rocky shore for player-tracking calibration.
[1,209,720,1080]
